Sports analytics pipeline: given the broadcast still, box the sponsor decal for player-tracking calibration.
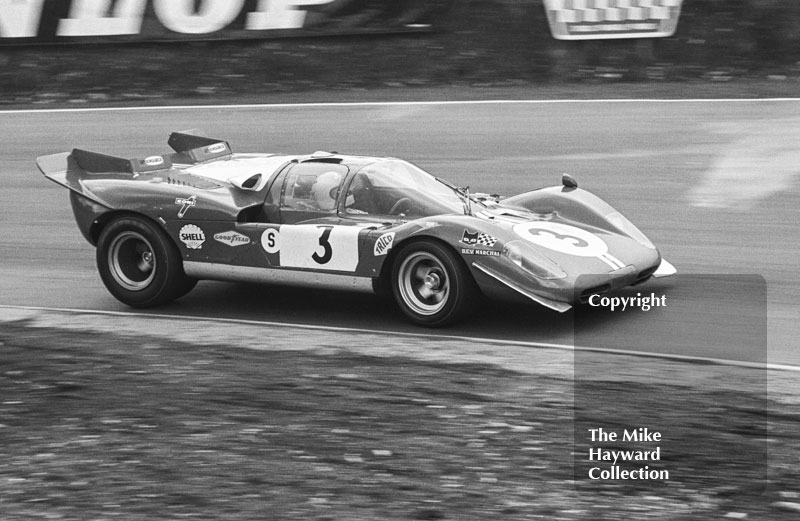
[179,224,205,250]
[144,155,164,166]
[261,228,280,254]
[374,232,395,256]
[513,222,608,257]
[461,248,500,257]
[205,142,228,154]
[214,231,251,247]
[461,230,498,248]
[175,195,197,218]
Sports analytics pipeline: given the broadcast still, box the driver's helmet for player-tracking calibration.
[312,171,342,211]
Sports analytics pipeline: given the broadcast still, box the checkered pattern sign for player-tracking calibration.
[543,0,683,40]
[476,233,498,247]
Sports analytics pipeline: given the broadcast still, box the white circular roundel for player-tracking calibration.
[261,228,280,254]
[513,222,607,257]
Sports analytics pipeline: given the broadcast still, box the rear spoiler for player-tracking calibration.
[36,130,231,197]
[168,131,232,163]
[71,149,173,174]
[70,128,234,174]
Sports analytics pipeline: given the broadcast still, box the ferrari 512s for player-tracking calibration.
[37,131,675,326]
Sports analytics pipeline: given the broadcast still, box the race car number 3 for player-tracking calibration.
[277,225,360,272]
[513,222,608,257]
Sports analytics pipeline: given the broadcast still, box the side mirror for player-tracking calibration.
[562,174,578,189]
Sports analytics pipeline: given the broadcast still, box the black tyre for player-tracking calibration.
[96,216,197,307]
[391,240,476,327]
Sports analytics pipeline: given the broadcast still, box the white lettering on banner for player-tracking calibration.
[0,0,45,38]
[247,0,335,31]
[57,0,147,37]
[154,0,245,34]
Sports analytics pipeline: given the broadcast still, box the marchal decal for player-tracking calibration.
[214,231,251,247]
[179,224,205,250]
[374,232,395,256]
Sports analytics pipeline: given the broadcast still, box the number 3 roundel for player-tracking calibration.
[512,222,608,257]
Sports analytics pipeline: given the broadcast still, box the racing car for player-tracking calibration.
[36,131,676,326]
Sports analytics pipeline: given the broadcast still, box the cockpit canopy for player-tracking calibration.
[342,159,464,218]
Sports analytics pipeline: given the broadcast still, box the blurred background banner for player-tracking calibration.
[543,0,684,40]
[0,0,456,45]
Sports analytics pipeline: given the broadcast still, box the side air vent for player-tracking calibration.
[163,174,222,190]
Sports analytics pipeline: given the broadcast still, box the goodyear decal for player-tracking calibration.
[214,231,250,247]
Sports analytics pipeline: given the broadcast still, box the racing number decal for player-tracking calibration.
[277,225,361,272]
[513,222,608,257]
[532,229,589,249]
[312,227,333,265]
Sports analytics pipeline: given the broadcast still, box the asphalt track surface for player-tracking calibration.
[1,99,798,365]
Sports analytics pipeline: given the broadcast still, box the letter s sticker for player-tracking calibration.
[261,228,280,254]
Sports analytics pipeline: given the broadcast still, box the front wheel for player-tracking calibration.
[391,240,476,327]
[96,216,196,307]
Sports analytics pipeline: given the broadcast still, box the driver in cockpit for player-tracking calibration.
[344,172,380,215]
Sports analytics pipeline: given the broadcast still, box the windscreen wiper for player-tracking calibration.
[435,177,473,216]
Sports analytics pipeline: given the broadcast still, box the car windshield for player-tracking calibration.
[345,160,465,218]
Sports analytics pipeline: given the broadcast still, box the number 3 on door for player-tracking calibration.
[312,227,333,264]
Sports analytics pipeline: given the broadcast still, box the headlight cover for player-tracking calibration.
[606,212,656,249]
[503,240,567,280]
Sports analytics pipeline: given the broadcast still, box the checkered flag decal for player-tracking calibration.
[475,233,498,247]
[543,0,684,40]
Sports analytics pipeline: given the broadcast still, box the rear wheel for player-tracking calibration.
[96,216,196,307]
[391,240,476,327]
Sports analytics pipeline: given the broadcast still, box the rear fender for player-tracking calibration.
[69,192,167,247]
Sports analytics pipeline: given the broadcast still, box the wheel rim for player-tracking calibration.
[107,231,156,291]
[397,251,450,316]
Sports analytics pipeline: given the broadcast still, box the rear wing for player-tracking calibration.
[36,130,232,201]
[36,130,231,178]
[35,151,112,207]
[72,149,174,174]
[168,131,232,163]
[36,148,173,200]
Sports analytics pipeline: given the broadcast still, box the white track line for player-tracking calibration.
[1,304,793,373]
[2,98,800,115]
